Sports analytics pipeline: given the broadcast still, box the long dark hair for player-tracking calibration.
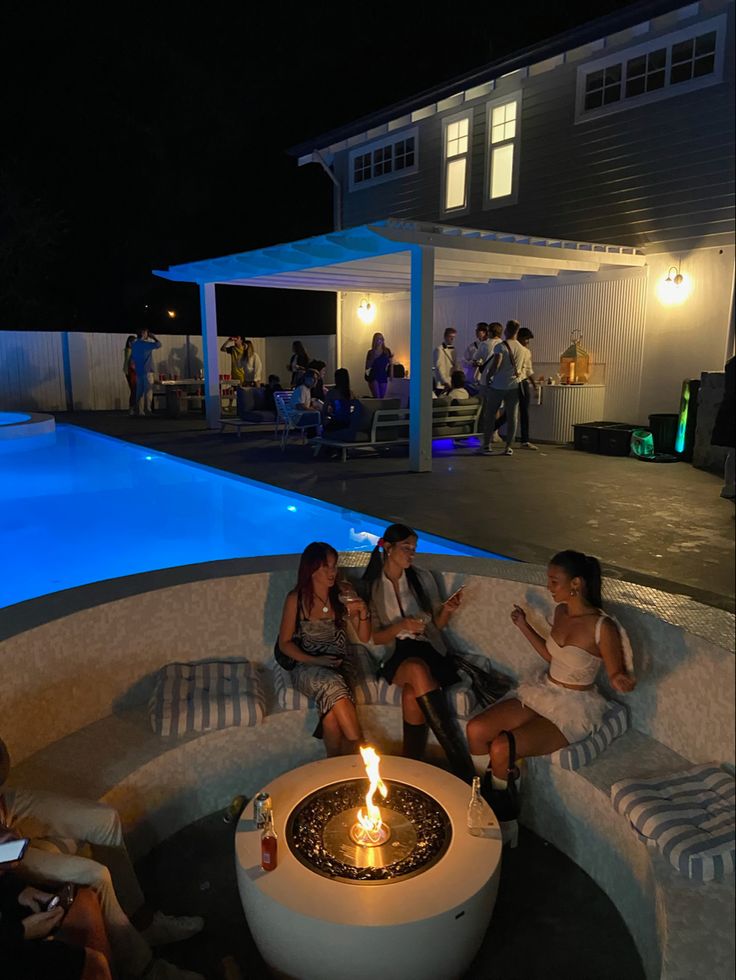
[333,368,351,400]
[550,550,603,609]
[296,542,343,623]
[292,340,309,366]
[362,524,432,613]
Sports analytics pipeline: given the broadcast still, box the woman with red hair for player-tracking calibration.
[276,542,372,757]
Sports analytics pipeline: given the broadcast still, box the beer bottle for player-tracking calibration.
[260,810,278,871]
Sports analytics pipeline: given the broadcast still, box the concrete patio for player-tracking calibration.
[57,412,735,611]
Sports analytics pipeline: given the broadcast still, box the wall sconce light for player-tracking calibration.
[357,298,376,324]
[166,309,177,319]
[657,263,691,306]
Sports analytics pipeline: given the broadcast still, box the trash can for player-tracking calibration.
[647,413,678,454]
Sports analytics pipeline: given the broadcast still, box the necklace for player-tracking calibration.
[314,593,330,614]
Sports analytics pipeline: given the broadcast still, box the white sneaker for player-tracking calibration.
[491,432,503,444]
[504,446,514,456]
[141,911,204,946]
[143,959,205,980]
[521,442,538,451]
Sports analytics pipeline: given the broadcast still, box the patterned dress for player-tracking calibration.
[290,614,357,739]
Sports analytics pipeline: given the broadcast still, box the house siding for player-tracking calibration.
[337,0,735,252]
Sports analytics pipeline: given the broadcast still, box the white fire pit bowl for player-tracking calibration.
[235,755,502,980]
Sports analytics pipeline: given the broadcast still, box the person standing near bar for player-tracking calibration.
[476,320,524,456]
[433,327,457,395]
[463,323,490,388]
[123,336,137,417]
[131,329,161,417]
[220,336,246,384]
[241,340,263,387]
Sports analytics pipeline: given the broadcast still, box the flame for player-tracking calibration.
[355,745,388,844]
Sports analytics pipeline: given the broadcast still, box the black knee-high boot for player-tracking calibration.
[403,721,429,760]
[415,690,476,783]
[480,729,520,821]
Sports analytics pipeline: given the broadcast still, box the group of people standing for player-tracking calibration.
[434,321,539,455]
[277,528,635,846]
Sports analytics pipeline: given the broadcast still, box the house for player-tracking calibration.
[156,0,734,470]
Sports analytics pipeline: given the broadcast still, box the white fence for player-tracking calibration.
[0,333,336,412]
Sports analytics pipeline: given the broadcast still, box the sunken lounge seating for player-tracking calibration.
[1,556,733,979]
[312,396,483,461]
[219,386,279,435]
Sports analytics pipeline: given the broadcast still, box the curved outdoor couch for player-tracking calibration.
[1,555,733,980]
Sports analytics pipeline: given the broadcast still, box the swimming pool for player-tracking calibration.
[0,425,506,608]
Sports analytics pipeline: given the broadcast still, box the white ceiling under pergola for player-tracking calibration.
[154,218,646,292]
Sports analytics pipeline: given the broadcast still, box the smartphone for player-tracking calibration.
[0,838,29,865]
[46,894,62,911]
[446,585,465,603]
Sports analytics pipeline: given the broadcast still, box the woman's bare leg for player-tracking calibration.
[57,887,112,966]
[466,700,536,755]
[330,698,363,754]
[321,712,343,757]
[82,948,113,980]
[394,659,438,725]
[489,716,569,777]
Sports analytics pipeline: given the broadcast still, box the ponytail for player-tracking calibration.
[550,549,604,609]
[361,523,432,613]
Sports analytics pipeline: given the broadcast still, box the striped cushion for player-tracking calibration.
[610,763,735,882]
[273,663,309,711]
[550,701,629,770]
[150,660,265,736]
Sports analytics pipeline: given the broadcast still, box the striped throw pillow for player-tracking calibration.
[550,701,629,770]
[273,663,309,711]
[610,763,735,882]
[150,660,265,737]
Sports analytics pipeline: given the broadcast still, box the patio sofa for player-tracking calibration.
[219,385,280,435]
[312,396,483,461]
[1,557,733,979]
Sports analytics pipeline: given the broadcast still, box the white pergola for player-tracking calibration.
[154,218,645,472]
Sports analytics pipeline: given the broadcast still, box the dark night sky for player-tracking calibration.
[1,1,642,334]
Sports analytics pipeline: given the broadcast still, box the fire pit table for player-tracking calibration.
[235,755,503,980]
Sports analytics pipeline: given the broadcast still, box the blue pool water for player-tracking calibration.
[0,425,505,608]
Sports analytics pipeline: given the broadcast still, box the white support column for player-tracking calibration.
[335,291,343,369]
[409,245,435,472]
[199,282,220,428]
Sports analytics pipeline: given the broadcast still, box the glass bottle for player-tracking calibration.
[260,810,278,871]
[467,775,485,836]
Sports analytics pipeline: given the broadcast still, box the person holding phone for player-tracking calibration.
[276,542,372,757]
[0,738,204,980]
[0,853,113,980]
[361,524,475,782]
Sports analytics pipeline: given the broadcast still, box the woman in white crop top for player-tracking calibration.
[466,550,635,839]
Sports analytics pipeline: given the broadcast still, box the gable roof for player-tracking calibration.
[288,0,703,158]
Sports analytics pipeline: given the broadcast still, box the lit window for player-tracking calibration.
[485,95,521,205]
[348,129,419,190]
[491,143,514,199]
[442,114,471,214]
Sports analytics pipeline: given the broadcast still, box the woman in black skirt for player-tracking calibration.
[362,524,475,782]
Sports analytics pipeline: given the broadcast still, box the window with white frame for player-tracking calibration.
[483,93,521,208]
[348,130,418,191]
[577,14,726,121]
[442,113,471,214]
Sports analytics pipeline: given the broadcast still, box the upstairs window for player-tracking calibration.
[484,93,521,209]
[576,14,726,121]
[442,114,471,214]
[348,129,418,191]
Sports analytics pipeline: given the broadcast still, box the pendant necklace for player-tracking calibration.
[315,593,330,614]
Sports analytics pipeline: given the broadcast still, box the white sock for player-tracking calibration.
[491,774,508,790]
[471,754,490,776]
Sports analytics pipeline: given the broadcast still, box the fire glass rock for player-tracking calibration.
[286,779,452,883]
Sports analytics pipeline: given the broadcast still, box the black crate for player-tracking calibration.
[573,421,616,453]
[599,423,643,456]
